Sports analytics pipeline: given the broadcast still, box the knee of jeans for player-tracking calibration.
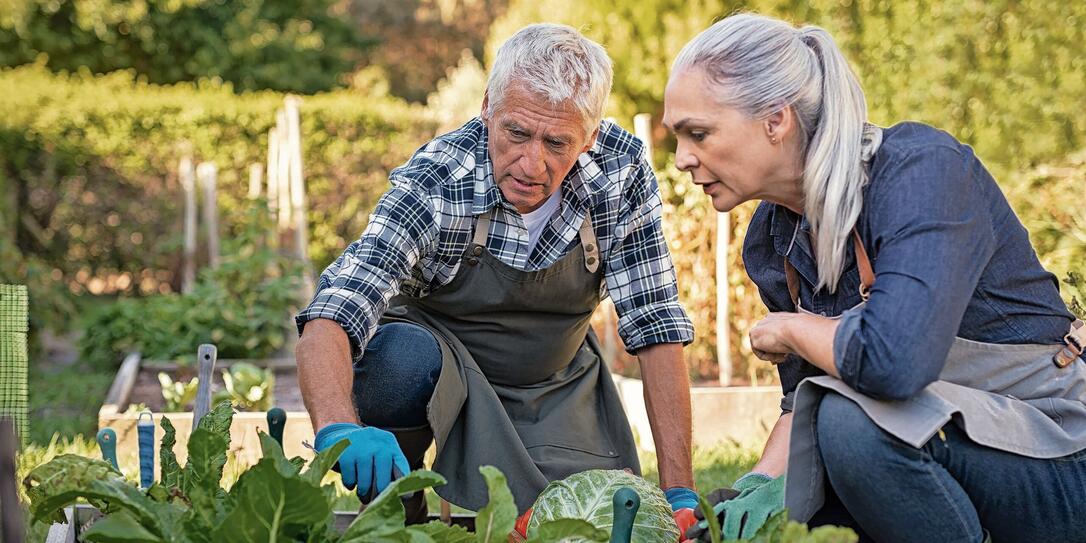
[816,392,887,471]
[353,322,442,427]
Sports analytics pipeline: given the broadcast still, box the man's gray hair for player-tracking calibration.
[673,14,868,294]
[485,23,613,136]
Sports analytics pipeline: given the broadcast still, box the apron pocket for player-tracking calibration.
[525,443,629,481]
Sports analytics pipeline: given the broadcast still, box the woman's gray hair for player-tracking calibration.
[673,14,868,293]
[485,23,613,137]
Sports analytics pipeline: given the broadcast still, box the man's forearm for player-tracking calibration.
[638,342,695,489]
[750,412,792,478]
[296,318,361,430]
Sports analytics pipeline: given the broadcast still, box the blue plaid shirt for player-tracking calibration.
[296,118,693,361]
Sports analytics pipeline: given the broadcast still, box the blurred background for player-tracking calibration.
[1,0,1084,446]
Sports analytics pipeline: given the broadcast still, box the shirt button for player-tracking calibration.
[472,246,483,256]
[820,311,827,316]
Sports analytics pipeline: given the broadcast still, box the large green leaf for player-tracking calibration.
[474,466,516,543]
[528,470,678,543]
[525,518,608,543]
[407,521,475,543]
[159,417,181,490]
[339,470,448,542]
[301,438,349,486]
[23,455,179,537]
[258,430,301,477]
[182,428,229,495]
[195,400,235,438]
[81,510,163,543]
[212,459,330,542]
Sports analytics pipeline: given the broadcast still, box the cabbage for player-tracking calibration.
[527,469,680,542]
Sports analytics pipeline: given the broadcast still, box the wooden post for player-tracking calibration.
[284,96,314,300]
[0,418,24,543]
[633,113,654,167]
[197,162,220,269]
[248,163,263,199]
[266,128,280,222]
[180,156,197,294]
[275,109,292,233]
[716,211,731,386]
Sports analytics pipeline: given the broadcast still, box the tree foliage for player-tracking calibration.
[0,0,374,93]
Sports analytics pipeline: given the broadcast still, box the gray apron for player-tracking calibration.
[381,207,640,512]
[784,128,1086,522]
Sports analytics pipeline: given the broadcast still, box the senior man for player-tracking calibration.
[295,23,698,526]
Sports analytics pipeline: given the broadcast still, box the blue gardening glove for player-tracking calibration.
[314,423,410,502]
[665,487,700,511]
[666,487,700,541]
[720,473,786,540]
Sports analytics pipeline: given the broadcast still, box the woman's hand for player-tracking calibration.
[750,312,841,377]
[749,312,805,363]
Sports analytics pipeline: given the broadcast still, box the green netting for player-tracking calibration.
[0,285,28,446]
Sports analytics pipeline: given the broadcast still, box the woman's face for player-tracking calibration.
[663,67,798,213]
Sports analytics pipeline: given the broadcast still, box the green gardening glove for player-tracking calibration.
[720,472,786,540]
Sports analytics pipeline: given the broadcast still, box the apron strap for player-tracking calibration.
[467,210,493,266]
[784,228,874,308]
[579,211,600,273]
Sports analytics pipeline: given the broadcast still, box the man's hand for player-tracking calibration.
[665,486,699,541]
[314,423,410,501]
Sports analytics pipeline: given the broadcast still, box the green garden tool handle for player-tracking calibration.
[96,428,118,470]
[610,486,640,543]
[192,344,217,434]
[267,407,286,447]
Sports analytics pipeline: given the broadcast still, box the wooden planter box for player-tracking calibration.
[45,505,476,543]
[97,353,315,469]
[613,376,782,452]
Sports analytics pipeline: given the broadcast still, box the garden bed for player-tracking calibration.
[97,353,315,468]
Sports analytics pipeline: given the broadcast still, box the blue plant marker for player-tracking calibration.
[96,428,118,470]
[610,486,640,543]
[267,407,286,448]
[137,411,155,488]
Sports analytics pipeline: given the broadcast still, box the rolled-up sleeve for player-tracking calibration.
[606,159,694,353]
[832,146,995,400]
[295,185,438,361]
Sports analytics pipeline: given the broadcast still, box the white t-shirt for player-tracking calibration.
[521,188,562,254]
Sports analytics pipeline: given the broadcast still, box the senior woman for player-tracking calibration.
[664,13,1086,543]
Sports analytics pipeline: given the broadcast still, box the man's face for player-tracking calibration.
[482,86,598,214]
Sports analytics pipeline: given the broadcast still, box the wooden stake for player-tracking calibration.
[716,212,731,386]
[197,162,220,269]
[180,156,197,294]
[248,163,263,199]
[284,96,314,300]
[633,113,654,169]
[267,128,280,219]
[275,109,292,232]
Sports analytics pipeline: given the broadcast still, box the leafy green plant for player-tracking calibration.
[77,203,304,369]
[213,362,275,412]
[158,373,199,412]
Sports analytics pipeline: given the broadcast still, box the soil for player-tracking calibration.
[127,364,307,412]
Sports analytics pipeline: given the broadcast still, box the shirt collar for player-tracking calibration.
[471,119,610,216]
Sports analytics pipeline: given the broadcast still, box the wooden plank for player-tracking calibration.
[98,352,142,418]
[141,357,296,371]
[715,211,731,386]
[191,344,217,433]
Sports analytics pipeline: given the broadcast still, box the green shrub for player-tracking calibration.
[0,0,374,94]
[76,203,304,369]
[0,64,435,333]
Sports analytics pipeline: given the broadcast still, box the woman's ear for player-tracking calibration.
[764,106,796,144]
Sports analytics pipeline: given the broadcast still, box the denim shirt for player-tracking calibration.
[743,122,1075,412]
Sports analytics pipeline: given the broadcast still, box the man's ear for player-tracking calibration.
[581,126,599,154]
[481,89,490,120]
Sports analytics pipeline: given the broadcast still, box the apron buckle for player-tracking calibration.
[859,283,871,303]
[1053,320,1085,368]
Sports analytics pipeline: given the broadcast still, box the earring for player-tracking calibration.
[770,136,779,144]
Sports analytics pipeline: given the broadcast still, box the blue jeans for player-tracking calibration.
[814,392,1086,543]
[352,322,442,429]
